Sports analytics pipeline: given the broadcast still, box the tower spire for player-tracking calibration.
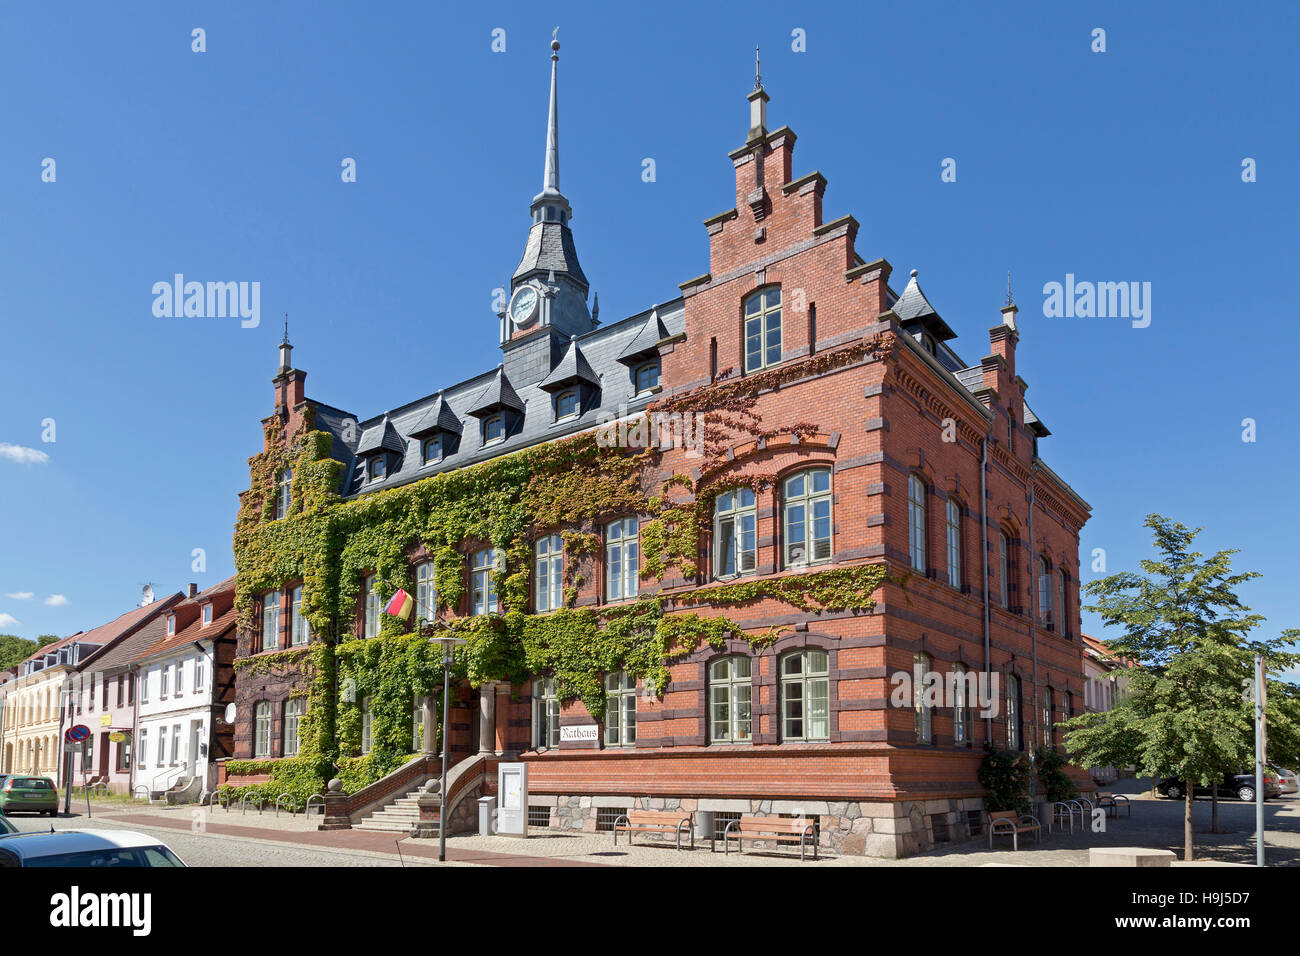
[543,30,561,197]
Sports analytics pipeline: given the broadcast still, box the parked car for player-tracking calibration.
[0,814,17,835]
[0,829,186,867]
[1269,766,1299,795]
[0,775,59,816]
[1157,772,1282,802]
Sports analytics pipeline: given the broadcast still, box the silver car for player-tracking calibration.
[1270,767,1299,795]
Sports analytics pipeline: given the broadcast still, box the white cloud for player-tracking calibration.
[5,592,34,600]
[0,443,50,465]
[44,594,69,607]
[0,613,20,628]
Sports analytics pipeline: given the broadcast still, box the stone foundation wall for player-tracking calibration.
[524,793,990,858]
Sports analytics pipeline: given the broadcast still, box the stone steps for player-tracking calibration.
[353,782,439,832]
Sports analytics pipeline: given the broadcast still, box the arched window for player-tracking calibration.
[634,359,661,395]
[908,474,927,572]
[483,413,505,445]
[360,696,373,755]
[415,560,436,623]
[254,702,271,757]
[945,499,962,587]
[780,649,829,742]
[744,287,782,372]
[534,535,563,612]
[1057,569,1068,637]
[1037,557,1053,630]
[953,663,971,747]
[277,467,293,519]
[284,699,303,757]
[605,517,639,601]
[368,456,386,481]
[998,532,1010,607]
[363,575,381,638]
[714,488,757,578]
[532,678,559,750]
[1043,687,1054,748]
[914,652,932,744]
[709,656,753,743]
[783,468,832,567]
[555,389,580,421]
[1006,675,1022,750]
[422,435,442,464]
[604,672,637,747]
[471,548,499,615]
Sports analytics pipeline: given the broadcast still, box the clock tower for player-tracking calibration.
[504,35,594,346]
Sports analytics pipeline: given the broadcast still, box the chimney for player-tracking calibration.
[187,583,198,598]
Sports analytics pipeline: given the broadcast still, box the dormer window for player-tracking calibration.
[369,457,386,481]
[483,414,505,445]
[555,389,579,421]
[166,615,176,636]
[201,603,212,626]
[634,359,661,396]
[422,435,443,464]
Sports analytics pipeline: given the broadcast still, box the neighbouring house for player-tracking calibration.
[134,577,237,801]
[70,593,184,793]
[1082,633,1135,784]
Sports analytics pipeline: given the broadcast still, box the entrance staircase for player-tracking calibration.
[353,782,438,833]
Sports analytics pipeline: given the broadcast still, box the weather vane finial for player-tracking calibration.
[283,313,290,344]
[1006,271,1014,308]
[754,44,762,91]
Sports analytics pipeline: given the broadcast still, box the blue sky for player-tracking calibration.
[1,1,1296,652]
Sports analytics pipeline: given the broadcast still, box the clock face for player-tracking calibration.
[510,286,539,327]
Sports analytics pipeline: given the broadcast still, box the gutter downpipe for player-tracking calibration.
[979,438,992,742]
[1028,463,1041,799]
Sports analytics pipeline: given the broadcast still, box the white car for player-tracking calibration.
[0,829,186,867]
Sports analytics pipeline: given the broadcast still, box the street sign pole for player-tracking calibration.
[1255,653,1265,867]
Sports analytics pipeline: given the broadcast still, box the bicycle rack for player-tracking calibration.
[304,794,325,817]
[275,793,299,817]
[132,784,150,801]
[239,792,265,815]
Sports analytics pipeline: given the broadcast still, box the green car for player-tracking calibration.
[0,775,59,816]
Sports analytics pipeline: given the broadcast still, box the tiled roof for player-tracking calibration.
[74,594,184,672]
[135,605,236,663]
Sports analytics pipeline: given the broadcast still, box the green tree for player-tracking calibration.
[0,635,37,669]
[1060,514,1298,861]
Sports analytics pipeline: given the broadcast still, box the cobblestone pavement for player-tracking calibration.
[10,782,1295,867]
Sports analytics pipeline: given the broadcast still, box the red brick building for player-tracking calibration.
[229,45,1090,857]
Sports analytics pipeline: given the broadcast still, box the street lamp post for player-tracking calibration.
[427,628,465,864]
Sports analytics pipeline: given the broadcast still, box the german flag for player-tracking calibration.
[384,589,414,621]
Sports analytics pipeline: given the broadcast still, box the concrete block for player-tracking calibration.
[1089,847,1176,867]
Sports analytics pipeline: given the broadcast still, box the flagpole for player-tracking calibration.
[1256,653,1265,867]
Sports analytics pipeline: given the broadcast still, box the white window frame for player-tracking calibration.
[1037,557,1053,631]
[534,535,563,612]
[714,488,757,578]
[1006,675,1021,750]
[254,703,271,757]
[194,652,204,693]
[422,435,442,464]
[708,655,753,743]
[532,678,559,750]
[633,359,660,396]
[284,698,303,757]
[945,498,962,588]
[953,663,970,747]
[360,697,373,755]
[415,560,437,623]
[554,389,580,422]
[483,414,505,445]
[780,649,830,742]
[914,652,932,744]
[277,466,293,518]
[908,474,927,572]
[605,518,639,601]
[369,456,386,481]
[603,672,637,747]
[262,590,281,651]
[743,286,782,373]
[363,575,380,638]
[782,468,832,568]
[201,603,212,626]
[471,548,499,616]
[998,532,1010,607]
[160,662,170,698]
[290,585,311,646]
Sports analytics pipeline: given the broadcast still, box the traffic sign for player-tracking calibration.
[65,724,91,743]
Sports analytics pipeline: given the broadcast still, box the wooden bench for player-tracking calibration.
[722,816,819,861]
[1096,792,1131,818]
[612,810,694,850]
[987,810,1042,851]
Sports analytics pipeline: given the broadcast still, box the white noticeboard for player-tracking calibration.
[496,762,528,838]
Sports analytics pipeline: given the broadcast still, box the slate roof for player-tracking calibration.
[356,416,405,456]
[893,269,957,342]
[617,308,670,364]
[466,367,527,416]
[538,339,599,392]
[513,221,588,288]
[408,394,462,437]
[327,300,686,498]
